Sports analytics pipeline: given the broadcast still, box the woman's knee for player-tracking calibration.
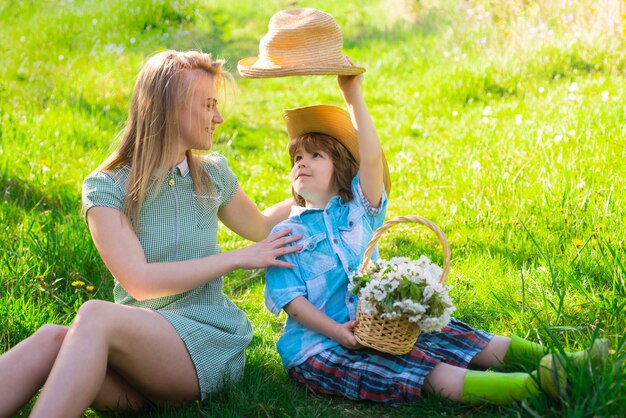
[34,324,68,350]
[73,299,116,329]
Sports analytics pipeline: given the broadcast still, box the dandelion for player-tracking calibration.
[71,280,85,287]
[591,239,598,248]
[515,114,522,125]
[452,110,458,117]
[538,86,545,93]
[86,285,95,292]
[568,82,579,93]
[567,129,576,137]
[573,239,584,247]
[577,179,586,189]
[568,93,577,101]
[594,223,605,230]
[482,106,492,116]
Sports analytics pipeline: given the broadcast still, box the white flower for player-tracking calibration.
[350,255,455,332]
[601,90,609,102]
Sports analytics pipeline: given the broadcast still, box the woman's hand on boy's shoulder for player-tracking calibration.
[234,228,302,270]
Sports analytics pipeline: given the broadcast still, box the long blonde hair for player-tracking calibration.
[97,50,231,229]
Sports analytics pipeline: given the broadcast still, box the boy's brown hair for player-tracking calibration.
[289,132,359,207]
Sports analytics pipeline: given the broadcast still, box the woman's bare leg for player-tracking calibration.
[30,300,200,418]
[0,324,67,418]
[91,368,146,411]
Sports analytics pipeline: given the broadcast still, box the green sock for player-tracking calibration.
[568,338,610,366]
[462,370,539,405]
[503,335,547,366]
[503,336,610,367]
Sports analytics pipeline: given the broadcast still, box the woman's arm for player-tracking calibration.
[87,206,301,301]
[218,187,293,242]
[338,58,384,206]
[284,296,361,349]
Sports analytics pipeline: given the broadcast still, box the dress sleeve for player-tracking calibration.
[82,171,125,222]
[209,153,239,208]
[264,225,307,316]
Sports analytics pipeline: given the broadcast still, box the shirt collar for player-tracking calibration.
[173,157,190,177]
[288,195,343,218]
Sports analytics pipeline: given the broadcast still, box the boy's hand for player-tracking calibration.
[334,320,363,350]
[338,56,363,97]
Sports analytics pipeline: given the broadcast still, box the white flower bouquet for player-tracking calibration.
[349,255,455,332]
[349,216,455,355]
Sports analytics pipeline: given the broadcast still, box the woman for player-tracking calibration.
[0,50,300,417]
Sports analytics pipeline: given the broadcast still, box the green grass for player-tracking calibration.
[1,0,625,416]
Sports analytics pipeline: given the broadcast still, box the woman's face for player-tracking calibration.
[178,70,223,156]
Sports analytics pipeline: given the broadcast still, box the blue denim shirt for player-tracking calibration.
[265,175,388,368]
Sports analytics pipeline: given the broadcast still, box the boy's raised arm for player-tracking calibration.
[338,57,384,206]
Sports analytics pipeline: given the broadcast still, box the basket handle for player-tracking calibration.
[358,215,451,285]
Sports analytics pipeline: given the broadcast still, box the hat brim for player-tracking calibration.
[283,104,391,195]
[238,56,365,78]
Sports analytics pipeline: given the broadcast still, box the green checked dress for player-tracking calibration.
[82,153,253,399]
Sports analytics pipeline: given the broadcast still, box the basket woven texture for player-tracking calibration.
[353,215,450,355]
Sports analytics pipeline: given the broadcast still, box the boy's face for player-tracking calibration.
[290,147,338,207]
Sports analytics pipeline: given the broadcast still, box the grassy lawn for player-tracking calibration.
[1,0,625,416]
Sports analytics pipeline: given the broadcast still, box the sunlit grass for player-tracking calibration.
[1,0,625,416]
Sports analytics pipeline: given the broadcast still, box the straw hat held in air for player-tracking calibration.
[238,8,365,78]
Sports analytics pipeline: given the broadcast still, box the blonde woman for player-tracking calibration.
[0,50,300,417]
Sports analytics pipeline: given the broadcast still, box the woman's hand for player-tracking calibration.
[334,320,363,350]
[234,228,302,270]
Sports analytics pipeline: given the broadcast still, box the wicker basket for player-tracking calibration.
[353,215,451,355]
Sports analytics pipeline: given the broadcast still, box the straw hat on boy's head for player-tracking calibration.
[238,8,365,78]
[282,104,391,194]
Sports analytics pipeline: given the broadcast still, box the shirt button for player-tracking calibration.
[307,243,314,250]
[325,209,329,214]
[348,221,354,226]
[333,239,338,244]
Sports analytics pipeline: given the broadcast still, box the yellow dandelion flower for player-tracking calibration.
[501,218,508,224]
[35,275,44,280]
[573,239,584,247]
[594,223,605,230]
[86,285,94,292]
[71,280,85,287]
[591,239,598,248]
[557,207,566,213]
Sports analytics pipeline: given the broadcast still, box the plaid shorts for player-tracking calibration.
[288,318,493,403]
